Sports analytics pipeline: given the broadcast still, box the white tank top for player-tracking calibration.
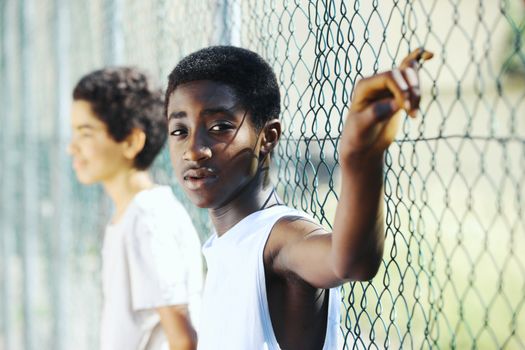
[198,205,341,350]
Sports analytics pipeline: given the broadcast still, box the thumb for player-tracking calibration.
[343,97,403,155]
[350,97,399,136]
[370,98,399,122]
[351,97,398,135]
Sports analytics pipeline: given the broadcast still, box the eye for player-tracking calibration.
[209,122,234,132]
[170,129,187,137]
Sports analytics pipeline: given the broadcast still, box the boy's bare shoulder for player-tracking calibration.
[274,215,328,238]
[264,214,329,269]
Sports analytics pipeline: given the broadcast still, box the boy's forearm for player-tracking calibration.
[157,306,197,350]
[331,151,385,281]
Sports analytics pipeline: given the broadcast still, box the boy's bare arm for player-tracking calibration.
[157,305,197,350]
[269,49,433,288]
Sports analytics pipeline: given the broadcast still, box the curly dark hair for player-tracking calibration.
[165,46,281,129]
[73,67,166,170]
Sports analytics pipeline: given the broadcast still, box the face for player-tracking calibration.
[68,100,132,185]
[167,80,263,208]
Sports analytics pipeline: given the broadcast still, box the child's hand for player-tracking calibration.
[340,48,433,163]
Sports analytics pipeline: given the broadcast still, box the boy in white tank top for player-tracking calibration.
[164,46,433,349]
[69,67,203,350]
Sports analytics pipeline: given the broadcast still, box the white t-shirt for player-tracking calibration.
[198,205,341,350]
[100,186,203,350]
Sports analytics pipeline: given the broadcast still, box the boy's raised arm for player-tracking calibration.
[270,49,433,288]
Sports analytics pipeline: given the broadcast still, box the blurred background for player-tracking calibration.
[0,0,524,349]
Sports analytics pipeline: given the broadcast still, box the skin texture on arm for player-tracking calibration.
[157,305,197,350]
[268,49,434,289]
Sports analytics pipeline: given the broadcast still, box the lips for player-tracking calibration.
[72,159,86,171]
[182,167,218,190]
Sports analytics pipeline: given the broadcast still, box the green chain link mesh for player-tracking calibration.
[1,0,524,349]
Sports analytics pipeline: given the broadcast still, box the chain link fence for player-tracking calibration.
[1,0,524,349]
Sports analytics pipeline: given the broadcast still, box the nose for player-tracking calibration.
[66,138,76,155]
[183,131,212,162]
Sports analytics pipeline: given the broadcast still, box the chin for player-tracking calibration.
[182,189,220,209]
[75,172,97,185]
[186,193,213,209]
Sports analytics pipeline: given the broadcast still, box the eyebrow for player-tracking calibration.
[168,111,186,120]
[168,106,238,121]
[75,124,96,131]
[202,107,237,117]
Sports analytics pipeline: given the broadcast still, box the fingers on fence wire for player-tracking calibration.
[381,48,433,119]
[399,67,420,117]
[400,48,433,117]
[352,48,433,122]
[400,47,434,70]
[354,70,414,121]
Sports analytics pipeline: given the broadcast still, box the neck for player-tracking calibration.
[209,168,281,236]
[103,169,155,223]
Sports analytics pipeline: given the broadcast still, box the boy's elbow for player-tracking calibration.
[170,333,197,350]
[353,257,382,281]
[334,253,383,282]
[170,338,196,350]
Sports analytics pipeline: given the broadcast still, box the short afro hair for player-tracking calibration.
[165,46,281,129]
[73,67,166,170]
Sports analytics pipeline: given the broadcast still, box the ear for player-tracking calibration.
[122,128,147,160]
[259,119,281,158]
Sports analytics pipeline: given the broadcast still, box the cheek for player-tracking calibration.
[75,140,95,159]
[90,143,112,161]
[224,148,258,177]
[86,139,124,167]
[168,141,184,171]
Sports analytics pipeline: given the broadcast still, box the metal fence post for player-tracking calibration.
[50,0,71,348]
[213,0,241,46]
[20,0,38,347]
[0,0,10,349]
[105,0,124,64]
[1,1,20,348]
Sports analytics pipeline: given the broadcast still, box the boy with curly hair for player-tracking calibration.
[69,67,203,350]
[164,46,432,349]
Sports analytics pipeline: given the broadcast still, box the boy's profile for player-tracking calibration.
[68,67,203,350]
[164,46,432,350]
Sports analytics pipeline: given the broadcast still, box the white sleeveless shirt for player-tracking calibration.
[198,205,341,350]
